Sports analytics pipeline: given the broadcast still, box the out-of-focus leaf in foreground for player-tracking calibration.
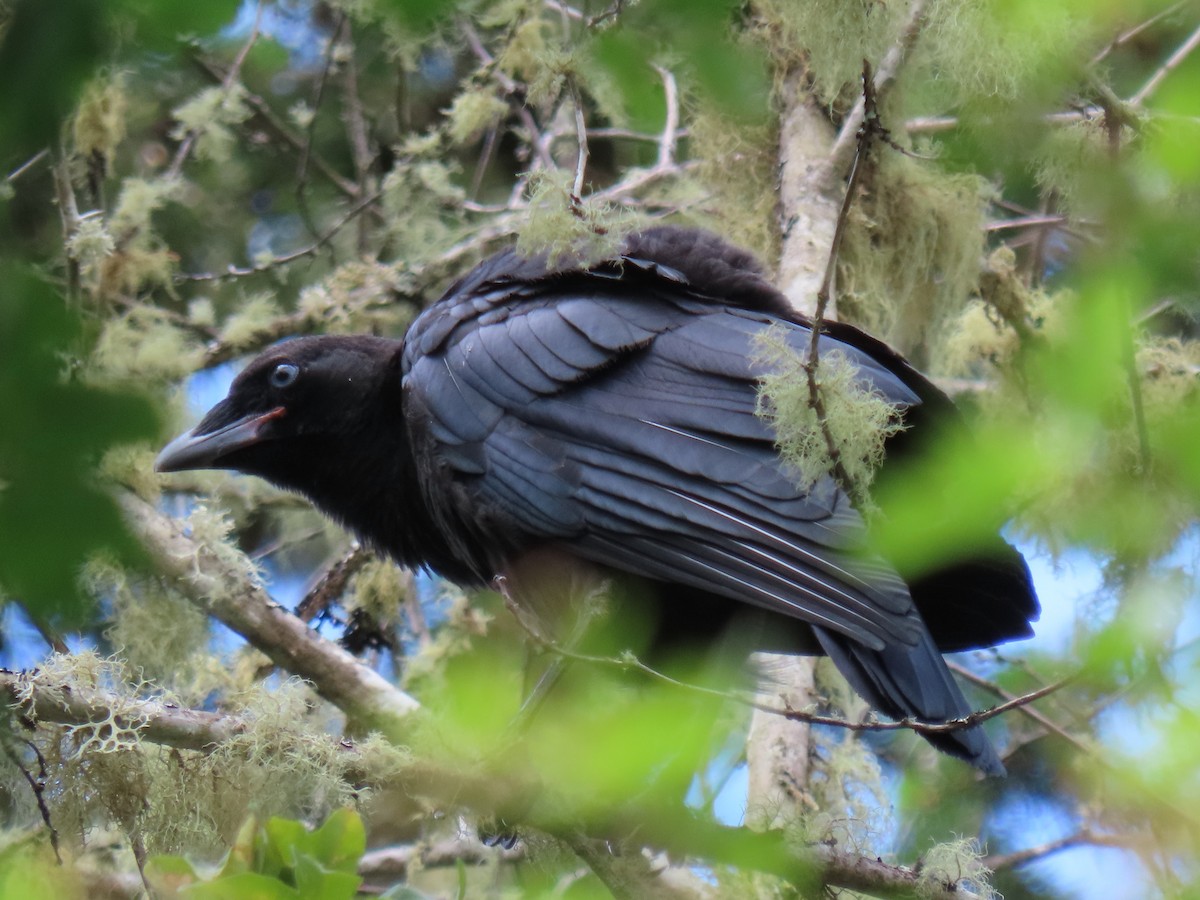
[0,266,159,626]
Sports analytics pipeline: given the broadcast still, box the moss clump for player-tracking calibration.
[689,106,780,271]
[219,293,283,351]
[91,307,203,383]
[73,73,127,163]
[919,0,1094,111]
[755,328,906,501]
[838,153,990,364]
[170,83,252,164]
[1036,118,1134,217]
[917,837,997,899]
[753,0,904,106]
[381,160,469,266]
[516,169,640,266]
[446,87,508,147]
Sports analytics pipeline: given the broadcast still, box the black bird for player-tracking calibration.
[156,227,1038,774]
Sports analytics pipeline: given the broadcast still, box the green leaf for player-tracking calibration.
[307,808,366,872]
[145,855,202,896]
[0,0,104,151]
[182,872,300,900]
[292,854,362,900]
[0,265,160,627]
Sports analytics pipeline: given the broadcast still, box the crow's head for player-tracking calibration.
[156,335,402,489]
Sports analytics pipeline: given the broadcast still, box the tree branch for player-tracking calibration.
[119,493,419,732]
[1129,20,1200,106]
[1,664,985,899]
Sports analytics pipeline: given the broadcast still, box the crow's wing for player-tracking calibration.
[403,261,1002,772]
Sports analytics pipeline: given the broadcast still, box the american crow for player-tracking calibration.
[157,227,1038,774]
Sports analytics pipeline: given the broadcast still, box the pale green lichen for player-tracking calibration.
[689,105,780,270]
[170,83,252,164]
[1035,118,1134,217]
[73,73,128,162]
[349,558,408,625]
[917,837,997,900]
[755,328,906,500]
[87,559,213,701]
[296,260,414,335]
[516,169,640,267]
[219,293,283,350]
[446,87,508,146]
[381,160,468,264]
[66,214,116,286]
[110,177,184,235]
[184,503,266,594]
[288,100,315,130]
[753,0,905,106]
[91,306,204,383]
[919,0,1095,110]
[5,652,406,860]
[838,153,990,364]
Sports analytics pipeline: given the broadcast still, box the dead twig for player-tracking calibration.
[806,60,884,510]
[569,80,589,201]
[1092,2,1188,65]
[982,827,1141,872]
[176,188,381,283]
[2,737,60,864]
[296,545,372,623]
[6,148,49,183]
[828,1,928,178]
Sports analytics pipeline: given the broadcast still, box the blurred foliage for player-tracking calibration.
[0,268,159,627]
[0,0,1199,897]
[147,808,366,899]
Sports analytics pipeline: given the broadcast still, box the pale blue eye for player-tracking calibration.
[270,363,300,389]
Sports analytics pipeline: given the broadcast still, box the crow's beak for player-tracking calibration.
[155,407,286,473]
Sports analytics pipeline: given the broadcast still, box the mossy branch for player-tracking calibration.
[0,661,986,900]
[118,493,420,733]
[0,665,247,753]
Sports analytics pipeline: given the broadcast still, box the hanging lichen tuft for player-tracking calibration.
[837,152,990,365]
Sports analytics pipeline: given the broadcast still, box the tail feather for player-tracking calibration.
[813,625,1004,776]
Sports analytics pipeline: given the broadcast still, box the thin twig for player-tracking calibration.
[1124,300,1153,473]
[947,661,1093,756]
[652,65,679,169]
[570,81,589,200]
[296,545,372,623]
[905,106,1106,135]
[828,1,928,178]
[191,55,360,198]
[982,827,1139,872]
[167,0,264,180]
[6,148,49,183]
[176,188,381,282]
[499,577,1070,737]
[340,23,375,255]
[1130,21,1200,106]
[460,19,556,174]
[470,121,502,200]
[1092,2,1188,65]
[985,213,1071,232]
[299,11,347,193]
[807,61,881,510]
[51,151,83,306]
[543,0,585,22]
[2,738,60,864]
